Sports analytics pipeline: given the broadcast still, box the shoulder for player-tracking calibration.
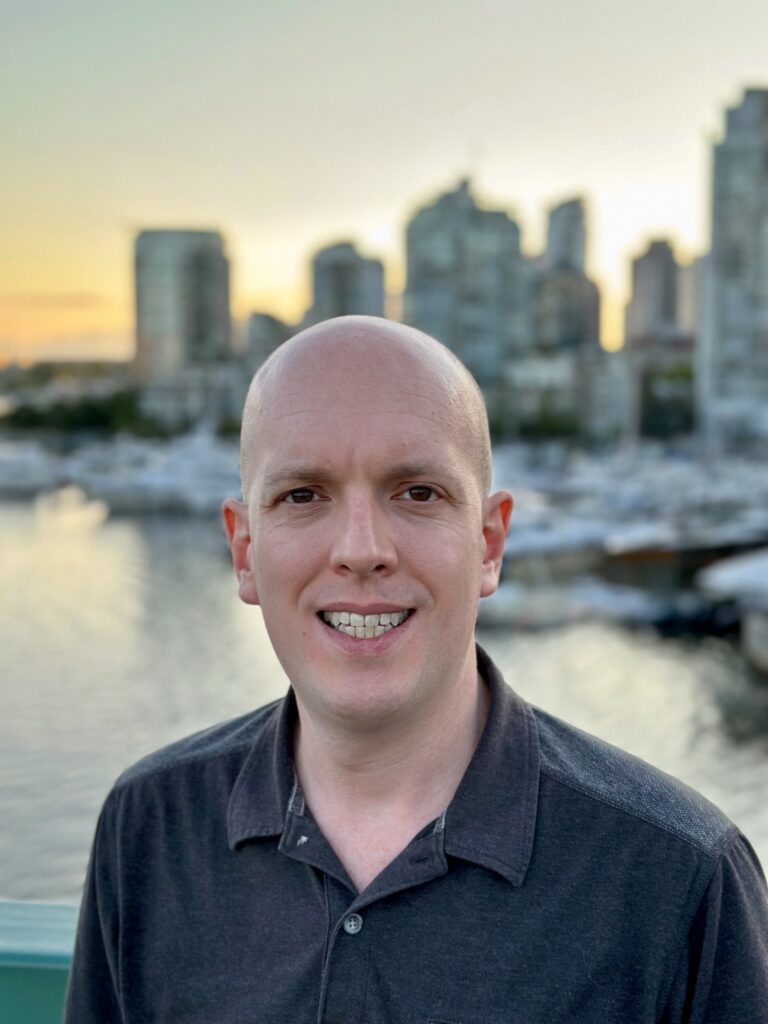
[112,697,283,791]
[532,705,736,857]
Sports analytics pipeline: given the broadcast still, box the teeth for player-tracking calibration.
[321,609,410,637]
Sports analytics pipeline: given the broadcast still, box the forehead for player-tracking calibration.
[248,348,473,485]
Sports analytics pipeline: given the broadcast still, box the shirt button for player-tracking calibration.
[343,913,363,935]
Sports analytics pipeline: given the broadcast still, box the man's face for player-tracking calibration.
[224,339,510,729]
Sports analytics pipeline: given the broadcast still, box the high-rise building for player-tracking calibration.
[545,198,586,273]
[403,179,531,389]
[534,271,600,351]
[304,242,384,324]
[706,88,768,442]
[625,240,679,345]
[534,198,599,353]
[247,312,291,370]
[134,230,231,383]
[622,240,698,442]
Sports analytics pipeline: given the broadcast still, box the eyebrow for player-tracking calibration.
[261,466,335,490]
[260,461,462,492]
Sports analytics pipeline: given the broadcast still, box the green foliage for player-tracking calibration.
[516,410,580,440]
[0,361,126,390]
[487,391,580,441]
[216,416,242,438]
[0,389,172,437]
[640,364,694,438]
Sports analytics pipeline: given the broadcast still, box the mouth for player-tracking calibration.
[318,609,414,639]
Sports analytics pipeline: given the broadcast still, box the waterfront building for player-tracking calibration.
[623,335,696,441]
[304,242,384,324]
[246,312,292,370]
[501,352,580,434]
[625,240,680,346]
[622,239,698,441]
[138,364,245,432]
[534,197,599,355]
[706,88,768,443]
[514,197,600,434]
[545,197,586,273]
[534,269,600,352]
[134,230,231,384]
[403,179,532,390]
[580,347,627,441]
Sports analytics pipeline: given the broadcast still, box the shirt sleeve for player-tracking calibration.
[663,831,768,1023]
[63,794,124,1023]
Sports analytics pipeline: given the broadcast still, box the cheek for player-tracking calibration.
[251,531,325,595]
[403,538,484,606]
[404,520,484,565]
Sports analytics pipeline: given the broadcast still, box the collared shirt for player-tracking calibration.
[65,646,768,1023]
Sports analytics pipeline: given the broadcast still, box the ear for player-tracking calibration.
[480,489,513,598]
[221,498,259,606]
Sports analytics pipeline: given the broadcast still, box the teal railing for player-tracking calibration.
[0,900,78,1023]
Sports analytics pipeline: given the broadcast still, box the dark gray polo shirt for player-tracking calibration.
[65,647,768,1023]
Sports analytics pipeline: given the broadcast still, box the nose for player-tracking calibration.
[329,492,397,578]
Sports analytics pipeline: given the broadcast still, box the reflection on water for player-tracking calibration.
[0,502,767,900]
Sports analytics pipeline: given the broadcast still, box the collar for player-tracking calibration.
[227,644,540,888]
[227,692,298,844]
[442,645,539,886]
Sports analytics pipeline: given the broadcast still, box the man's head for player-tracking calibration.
[223,316,512,730]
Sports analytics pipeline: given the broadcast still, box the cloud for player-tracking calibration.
[1,292,110,310]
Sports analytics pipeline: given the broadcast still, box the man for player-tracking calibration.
[66,316,768,1022]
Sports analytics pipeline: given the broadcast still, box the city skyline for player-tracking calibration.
[3,0,768,363]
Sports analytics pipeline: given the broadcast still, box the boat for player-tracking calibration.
[698,549,768,675]
[67,428,241,516]
[0,441,58,498]
[477,581,588,630]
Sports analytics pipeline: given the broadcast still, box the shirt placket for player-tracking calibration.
[316,825,450,1024]
[317,875,374,1024]
[280,783,451,1023]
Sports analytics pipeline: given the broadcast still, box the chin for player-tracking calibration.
[303,669,421,729]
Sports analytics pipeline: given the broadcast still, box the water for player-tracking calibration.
[1,500,767,900]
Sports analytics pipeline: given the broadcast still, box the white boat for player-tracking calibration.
[566,577,669,625]
[68,428,241,516]
[698,549,768,674]
[0,441,58,497]
[477,581,588,630]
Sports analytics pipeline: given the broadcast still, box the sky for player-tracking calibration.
[2,0,768,364]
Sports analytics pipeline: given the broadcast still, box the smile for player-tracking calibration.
[320,609,412,638]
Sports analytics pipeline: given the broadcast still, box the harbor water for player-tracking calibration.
[1,499,767,901]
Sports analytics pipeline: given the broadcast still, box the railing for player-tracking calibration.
[0,900,78,1023]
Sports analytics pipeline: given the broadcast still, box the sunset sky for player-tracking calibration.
[3,0,768,364]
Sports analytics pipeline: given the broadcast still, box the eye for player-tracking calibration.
[282,488,318,504]
[401,485,439,503]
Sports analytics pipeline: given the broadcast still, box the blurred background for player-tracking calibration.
[1,0,768,901]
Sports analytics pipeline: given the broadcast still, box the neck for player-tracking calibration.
[293,658,490,891]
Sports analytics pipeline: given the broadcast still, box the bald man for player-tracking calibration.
[66,317,768,1022]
